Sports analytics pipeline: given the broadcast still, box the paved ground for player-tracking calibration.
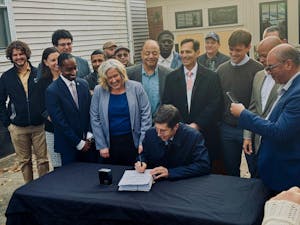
[0,154,23,225]
[0,153,47,225]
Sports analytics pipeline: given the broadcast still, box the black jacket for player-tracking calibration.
[0,63,44,127]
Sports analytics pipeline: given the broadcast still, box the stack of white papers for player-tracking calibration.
[118,169,153,192]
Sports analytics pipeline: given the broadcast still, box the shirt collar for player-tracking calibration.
[159,51,175,63]
[184,63,198,76]
[60,75,76,86]
[281,72,300,92]
[142,65,158,77]
[231,55,250,66]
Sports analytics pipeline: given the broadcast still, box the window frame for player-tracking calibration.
[0,0,14,50]
[175,9,203,29]
[259,0,287,40]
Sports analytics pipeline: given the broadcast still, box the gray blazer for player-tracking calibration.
[243,70,280,152]
[126,64,172,100]
[90,80,152,150]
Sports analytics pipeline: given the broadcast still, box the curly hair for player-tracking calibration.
[6,40,31,63]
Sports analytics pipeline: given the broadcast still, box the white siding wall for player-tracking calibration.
[130,0,149,63]
[0,0,131,74]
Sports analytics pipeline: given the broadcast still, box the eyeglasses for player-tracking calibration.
[264,62,282,72]
[57,42,72,47]
[116,53,128,58]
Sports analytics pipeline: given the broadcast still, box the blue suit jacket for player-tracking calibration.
[45,77,91,164]
[142,123,210,180]
[239,75,300,191]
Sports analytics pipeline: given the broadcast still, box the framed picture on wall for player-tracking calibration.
[175,10,203,29]
[208,6,238,26]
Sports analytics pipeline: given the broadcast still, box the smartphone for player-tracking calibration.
[226,91,239,103]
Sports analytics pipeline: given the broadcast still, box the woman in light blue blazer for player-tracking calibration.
[90,59,152,165]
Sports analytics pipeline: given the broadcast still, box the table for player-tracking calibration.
[6,163,270,225]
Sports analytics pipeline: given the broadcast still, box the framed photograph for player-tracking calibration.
[208,6,238,26]
[175,10,203,29]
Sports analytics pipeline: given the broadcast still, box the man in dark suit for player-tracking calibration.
[231,44,300,192]
[135,104,210,180]
[127,40,171,117]
[162,38,223,171]
[46,53,93,165]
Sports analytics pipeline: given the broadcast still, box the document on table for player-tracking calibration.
[118,169,154,192]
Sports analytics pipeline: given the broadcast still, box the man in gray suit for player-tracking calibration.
[242,36,282,177]
[127,40,171,117]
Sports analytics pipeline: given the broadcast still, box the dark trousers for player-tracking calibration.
[103,133,137,166]
[245,152,258,178]
[61,142,99,165]
[220,123,243,176]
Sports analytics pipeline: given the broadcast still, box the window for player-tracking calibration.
[0,0,11,49]
[208,6,238,26]
[175,10,203,29]
[260,1,287,40]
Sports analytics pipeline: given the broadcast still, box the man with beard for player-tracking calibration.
[157,30,182,70]
[0,40,49,183]
[46,53,93,165]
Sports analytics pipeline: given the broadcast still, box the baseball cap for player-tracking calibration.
[205,32,220,42]
[103,41,117,49]
[115,45,130,53]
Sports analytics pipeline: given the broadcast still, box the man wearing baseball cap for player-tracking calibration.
[103,41,117,59]
[114,46,133,67]
[198,32,229,71]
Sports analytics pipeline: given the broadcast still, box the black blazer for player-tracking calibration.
[162,64,223,129]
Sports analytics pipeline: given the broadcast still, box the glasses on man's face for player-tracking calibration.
[58,42,72,47]
[116,53,128,58]
[264,62,282,72]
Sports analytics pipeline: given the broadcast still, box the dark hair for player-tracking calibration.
[41,47,59,79]
[228,29,251,47]
[180,38,200,52]
[264,25,286,40]
[6,40,31,63]
[157,30,174,42]
[91,49,105,57]
[154,104,181,129]
[52,29,73,46]
[58,52,74,67]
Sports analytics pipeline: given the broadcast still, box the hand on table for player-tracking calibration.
[150,166,169,180]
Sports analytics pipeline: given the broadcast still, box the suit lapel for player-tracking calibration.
[263,83,279,115]
[58,77,79,110]
[255,74,265,114]
[178,67,189,115]
[75,79,83,110]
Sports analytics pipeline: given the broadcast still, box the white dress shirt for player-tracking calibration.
[184,63,198,112]
[261,71,276,112]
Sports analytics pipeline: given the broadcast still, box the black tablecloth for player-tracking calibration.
[6,163,270,225]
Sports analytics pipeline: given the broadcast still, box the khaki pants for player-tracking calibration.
[8,124,49,183]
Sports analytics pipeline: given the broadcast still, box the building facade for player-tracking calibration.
[0,0,149,74]
[146,0,298,56]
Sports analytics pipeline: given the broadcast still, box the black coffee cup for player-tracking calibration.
[98,168,112,185]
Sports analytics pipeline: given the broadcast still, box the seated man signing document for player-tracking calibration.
[135,104,210,180]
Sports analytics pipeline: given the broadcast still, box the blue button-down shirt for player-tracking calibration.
[142,66,159,116]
